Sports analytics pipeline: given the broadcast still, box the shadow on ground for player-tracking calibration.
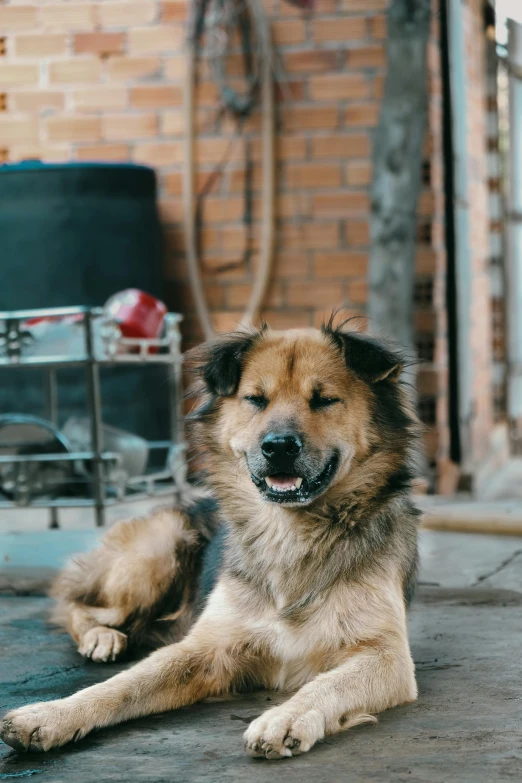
[1,530,522,783]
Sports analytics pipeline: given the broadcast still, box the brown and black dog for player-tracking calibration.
[0,319,420,759]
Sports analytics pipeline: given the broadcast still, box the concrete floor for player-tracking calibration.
[1,529,522,782]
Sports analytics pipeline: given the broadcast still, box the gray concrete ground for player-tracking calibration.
[1,529,522,783]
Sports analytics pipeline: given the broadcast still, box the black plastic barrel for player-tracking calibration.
[0,162,168,442]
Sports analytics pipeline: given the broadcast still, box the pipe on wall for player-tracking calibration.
[506,19,522,449]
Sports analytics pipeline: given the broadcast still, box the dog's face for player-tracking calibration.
[191,325,408,507]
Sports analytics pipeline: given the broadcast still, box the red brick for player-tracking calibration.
[373,74,385,99]
[49,58,102,84]
[277,193,312,220]
[286,163,342,189]
[201,197,244,223]
[158,198,182,224]
[348,279,368,303]
[345,220,370,246]
[211,311,244,332]
[343,102,380,127]
[133,141,183,166]
[270,252,309,279]
[227,282,283,309]
[11,91,65,112]
[130,85,182,108]
[280,0,335,14]
[163,172,182,195]
[345,160,372,186]
[41,4,96,30]
[287,282,345,308]
[312,17,366,41]
[341,0,387,8]
[97,2,156,26]
[221,225,247,251]
[74,87,128,111]
[346,45,386,68]
[313,192,369,216]
[107,56,161,81]
[102,113,157,140]
[195,81,220,106]
[196,137,244,164]
[275,80,307,104]
[229,167,262,193]
[74,32,125,55]
[0,5,38,31]
[280,223,339,249]
[15,34,67,57]
[261,311,312,330]
[0,116,38,143]
[283,106,339,131]
[284,50,338,74]
[128,25,184,54]
[76,144,130,161]
[160,111,183,135]
[46,116,101,142]
[310,73,369,101]
[370,15,387,39]
[162,0,187,21]
[311,134,370,158]
[164,56,186,81]
[0,64,39,87]
[202,255,248,277]
[313,251,367,278]
[164,171,218,196]
[416,248,437,275]
[9,144,71,163]
[272,20,306,44]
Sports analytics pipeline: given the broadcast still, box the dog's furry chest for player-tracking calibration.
[203,569,404,691]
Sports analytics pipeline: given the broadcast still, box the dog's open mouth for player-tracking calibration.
[251,453,339,504]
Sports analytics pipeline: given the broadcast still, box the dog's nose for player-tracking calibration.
[261,432,302,463]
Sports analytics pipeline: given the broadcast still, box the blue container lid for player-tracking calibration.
[0,161,152,174]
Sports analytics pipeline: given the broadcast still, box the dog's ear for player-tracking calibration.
[325,328,403,384]
[192,331,260,397]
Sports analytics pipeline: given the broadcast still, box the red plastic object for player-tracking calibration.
[104,289,167,339]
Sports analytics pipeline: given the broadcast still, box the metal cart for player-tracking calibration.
[0,306,185,527]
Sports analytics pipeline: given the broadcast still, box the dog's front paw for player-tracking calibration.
[78,627,127,663]
[0,701,86,752]
[244,705,325,759]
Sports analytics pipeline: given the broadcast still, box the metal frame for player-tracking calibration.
[0,306,185,527]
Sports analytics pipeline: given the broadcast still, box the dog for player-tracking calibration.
[0,319,420,759]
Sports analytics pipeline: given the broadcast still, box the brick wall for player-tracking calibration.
[0,0,414,341]
[0,0,497,487]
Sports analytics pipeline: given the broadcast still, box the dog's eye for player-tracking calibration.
[310,393,341,411]
[244,394,268,410]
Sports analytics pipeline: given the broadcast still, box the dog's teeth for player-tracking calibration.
[265,476,303,492]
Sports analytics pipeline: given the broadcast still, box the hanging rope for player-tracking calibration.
[183,0,275,340]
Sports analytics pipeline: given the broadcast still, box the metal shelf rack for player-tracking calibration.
[0,306,185,527]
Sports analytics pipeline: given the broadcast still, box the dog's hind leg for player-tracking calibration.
[65,605,128,663]
[51,508,203,662]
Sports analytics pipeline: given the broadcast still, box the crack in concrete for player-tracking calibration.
[8,663,85,688]
[472,549,522,586]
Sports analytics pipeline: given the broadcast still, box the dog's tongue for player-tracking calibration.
[266,474,301,490]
